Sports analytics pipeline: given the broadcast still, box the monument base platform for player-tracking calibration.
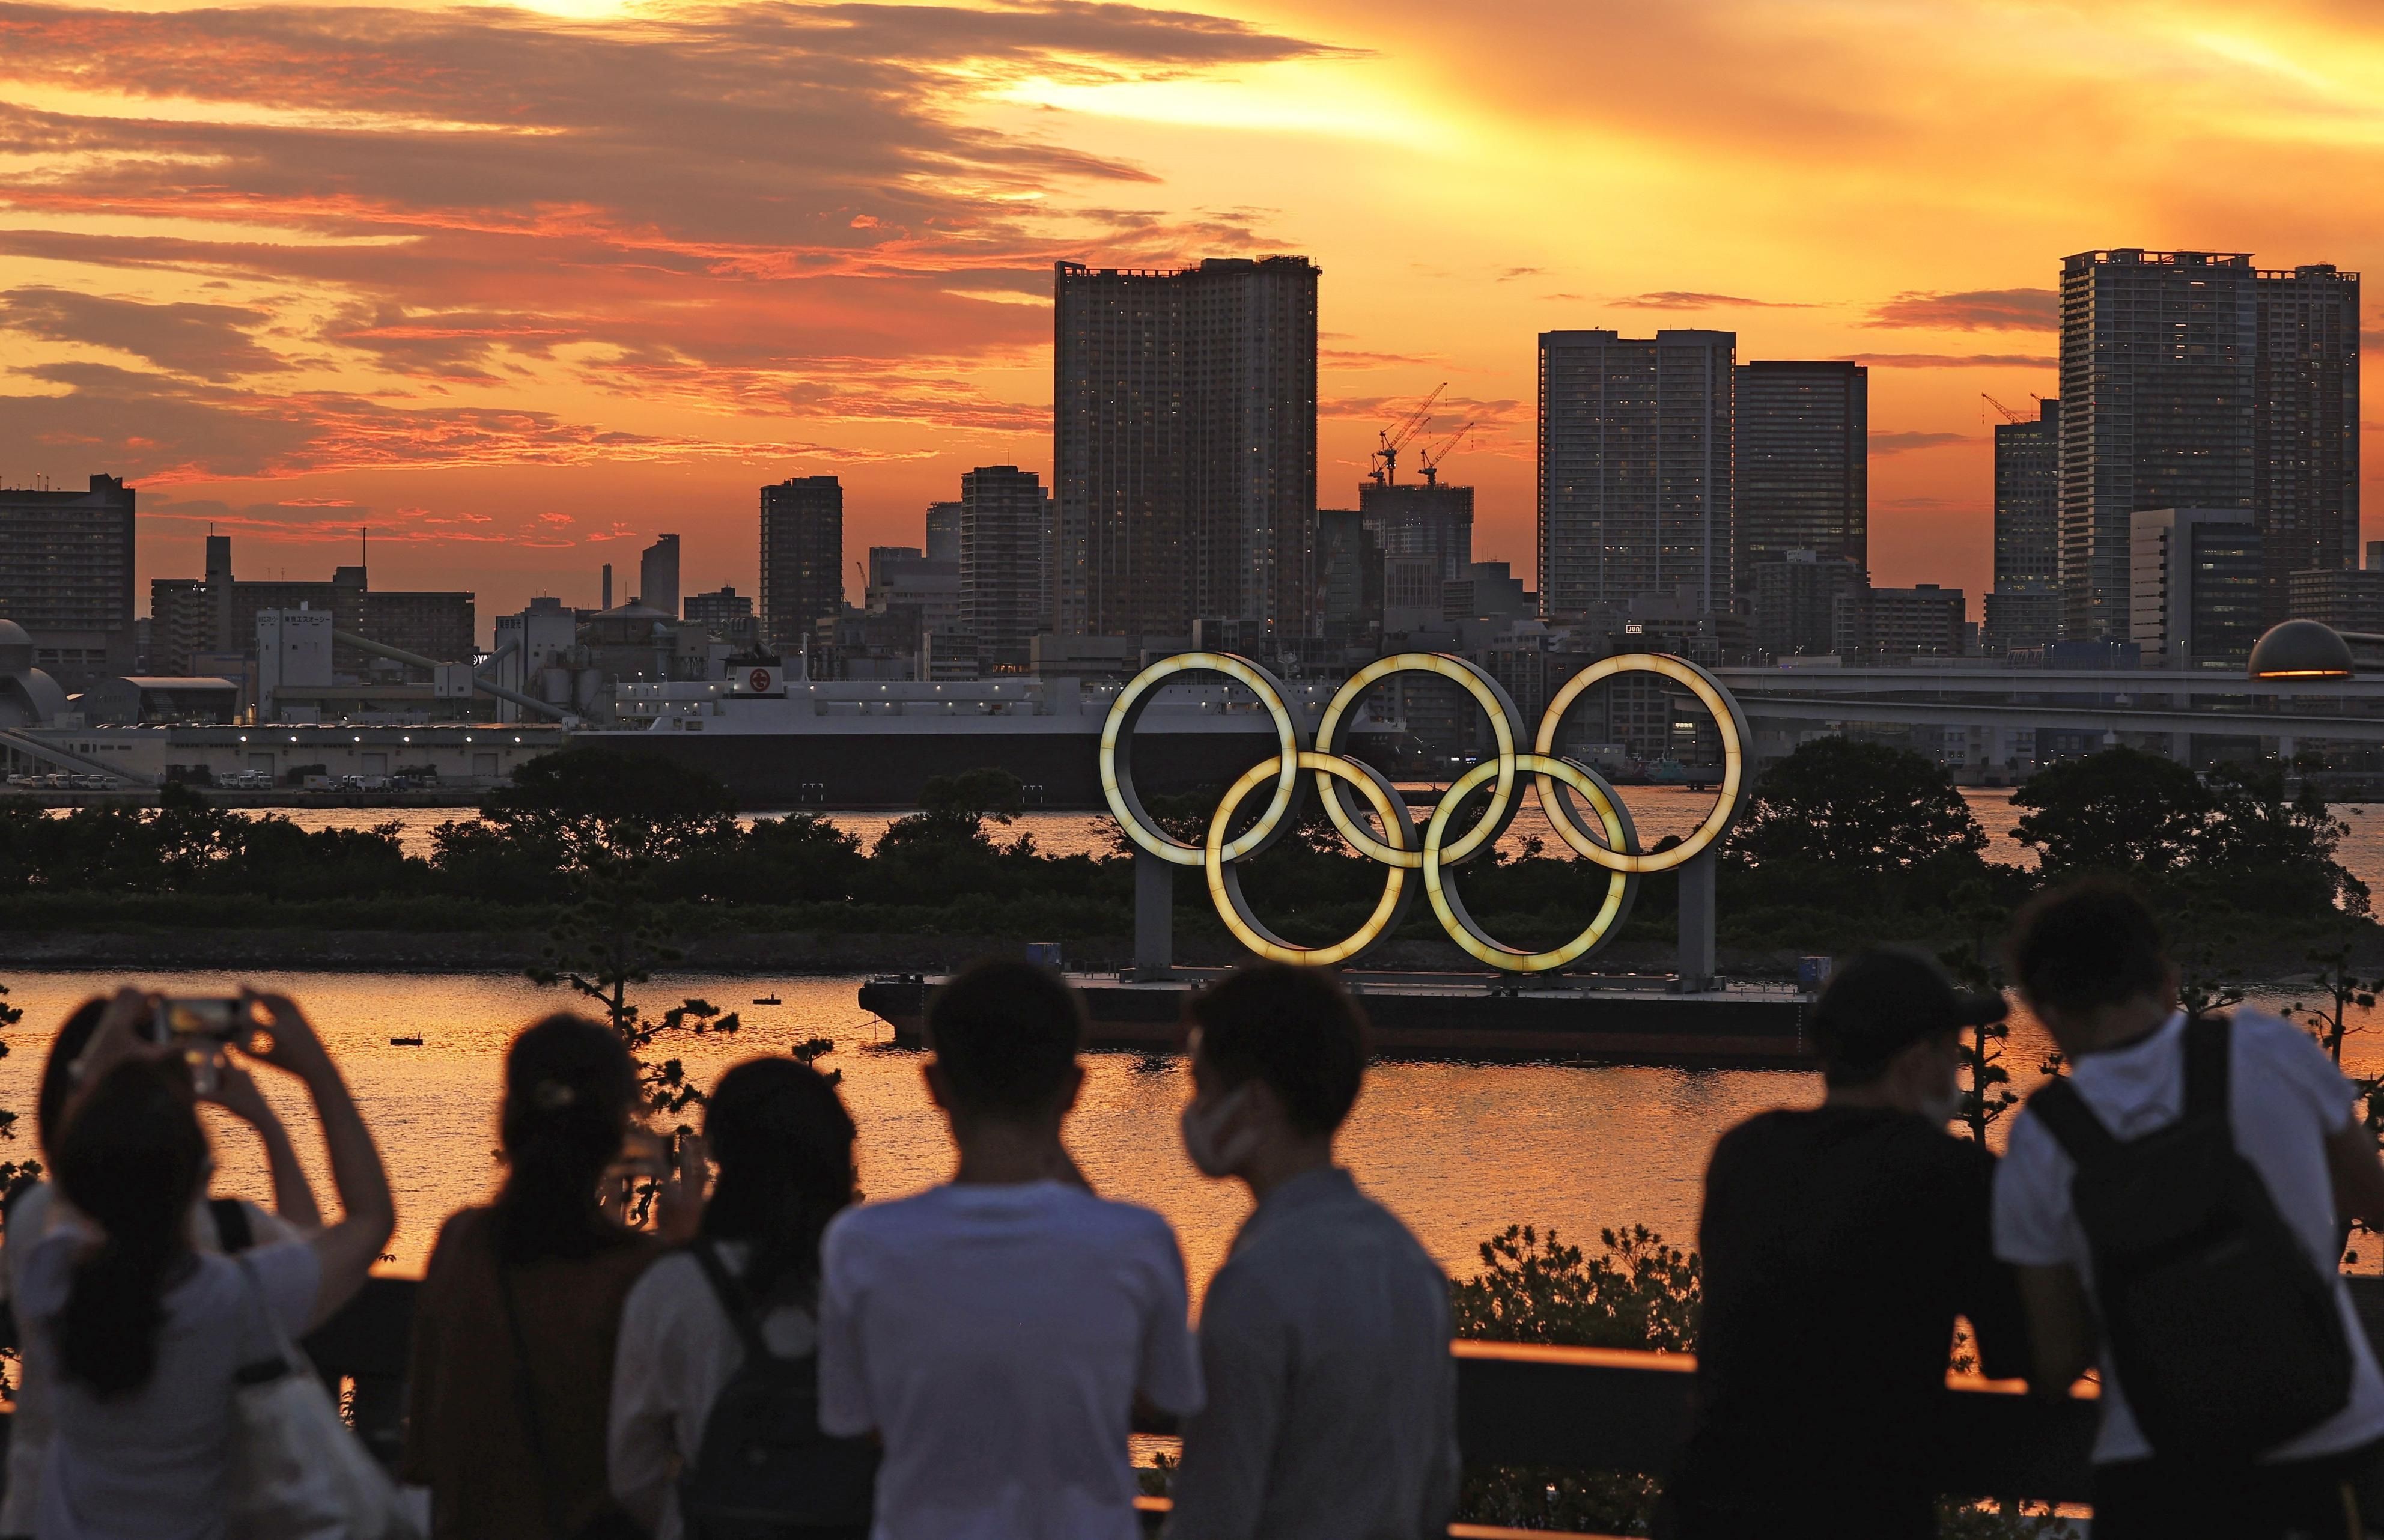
[858,972,1813,1070]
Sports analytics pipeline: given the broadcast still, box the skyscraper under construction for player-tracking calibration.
[1052,257,1319,644]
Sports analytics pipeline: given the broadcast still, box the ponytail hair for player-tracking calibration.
[494,1014,638,1263]
[699,1058,856,1304]
[36,997,107,1161]
[50,1058,207,1398]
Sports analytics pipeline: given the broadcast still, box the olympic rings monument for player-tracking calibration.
[862,650,1811,1065]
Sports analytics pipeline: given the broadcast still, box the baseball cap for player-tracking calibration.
[1810,948,2007,1079]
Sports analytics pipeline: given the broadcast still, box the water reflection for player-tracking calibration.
[0,971,1819,1294]
[3,968,2376,1296]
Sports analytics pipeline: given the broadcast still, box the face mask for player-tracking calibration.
[1180,1083,1261,1178]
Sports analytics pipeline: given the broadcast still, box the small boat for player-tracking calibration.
[389,1036,424,1047]
[752,994,782,1006]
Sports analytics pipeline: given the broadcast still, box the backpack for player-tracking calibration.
[2028,1014,2353,1458]
[679,1241,880,1540]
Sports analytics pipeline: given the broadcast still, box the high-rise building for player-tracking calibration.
[2058,251,2258,641]
[145,538,471,676]
[0,473,137,688]
[1833,583,1964,660]
[1752,549,1863,659]
[1733,361,1866,581]
[760,476,843,652]
[2289,558,2384,637]
[2058,250,2361,639]
[865,547,962,640]
[1537,329,1735,619]
[2254,264,2361,621]
[683,586,758,647]
[1382,555,1443,635]
[1053,256,1319,642]
[639,534,680,619]
[2129,508,2263,669]
[1360,481,1474,586]
[1987,395,2062,652]
[925,501,962,564]
[960,466,1051,672]
[1312,508,1379,637]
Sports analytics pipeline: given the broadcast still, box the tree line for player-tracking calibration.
[0,743,2365,957]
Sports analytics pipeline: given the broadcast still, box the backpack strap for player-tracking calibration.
[689,1240,780,1366]
[2028,1077,2121,1168]
[2184,1013,2233,1123]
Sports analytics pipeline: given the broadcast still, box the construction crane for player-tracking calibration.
[1980,392,2036,425]
[1371,383,1445,486]
[1417,419,1479,487]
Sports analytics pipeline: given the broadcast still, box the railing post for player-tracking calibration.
[1134,848,1172,981]
[1676,849,1717,992]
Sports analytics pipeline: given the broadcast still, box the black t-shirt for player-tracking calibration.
[1663,1106,2028,1538]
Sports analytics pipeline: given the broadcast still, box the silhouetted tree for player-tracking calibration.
[505,749,743,1127]
[481,746,738,871]
[0,979,29,1192]
[1727,738,1987,874]
[1721,737,1994,920]
[2010,748,2209,874]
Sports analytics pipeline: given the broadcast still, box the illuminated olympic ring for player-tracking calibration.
[1099,651,1748,972]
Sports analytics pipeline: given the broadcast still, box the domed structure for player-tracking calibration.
[2248,619,2355,681]
[0,618,68,729]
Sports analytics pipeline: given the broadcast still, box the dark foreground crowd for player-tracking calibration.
[0,878,2380,1540]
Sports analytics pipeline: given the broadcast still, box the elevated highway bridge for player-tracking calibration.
[1709,665,2384,767]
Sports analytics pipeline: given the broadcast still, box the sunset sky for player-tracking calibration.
[2,0,2378,635]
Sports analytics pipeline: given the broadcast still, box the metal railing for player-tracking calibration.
[251,1279,2104,1537]
[67,1269,2384,1534]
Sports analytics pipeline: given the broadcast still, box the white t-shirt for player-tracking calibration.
[1993,1007,2384,1464]
[609,1241,819,1540]
[18,1229,320,1540]
[0,1187,300,1539]
[817,1181,1202,1540]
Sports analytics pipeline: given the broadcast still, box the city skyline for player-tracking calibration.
[2,0,2380,628]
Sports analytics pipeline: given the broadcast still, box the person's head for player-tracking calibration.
[922,960,1085,1139]
[37,997,109,1161]
[2005,879,2176,1054]
[496,1014,639,1262]
[50,1056,208,1398]
[1810,949,2005,1120]
[1181,964,1368,1182]
[700,1058,857,1305]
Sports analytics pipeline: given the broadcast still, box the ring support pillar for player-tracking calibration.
[1133,848,1173,981]
[1676,850,1718,992]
